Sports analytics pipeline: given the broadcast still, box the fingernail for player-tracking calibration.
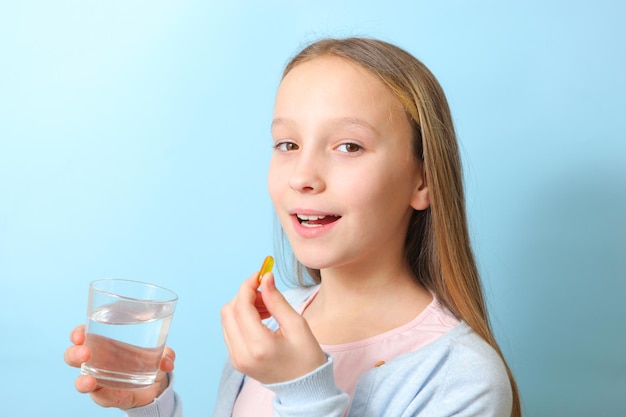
[266,275,276,289]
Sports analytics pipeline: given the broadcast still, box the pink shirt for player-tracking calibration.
[231,287,460,417]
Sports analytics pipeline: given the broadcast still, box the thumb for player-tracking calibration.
[259,273,327,376]
[259,273,300,329]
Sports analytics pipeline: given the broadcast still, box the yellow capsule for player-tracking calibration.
[258,256,274,283]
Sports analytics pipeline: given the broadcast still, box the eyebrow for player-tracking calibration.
[270,118,291,130]
[271,117,379,134]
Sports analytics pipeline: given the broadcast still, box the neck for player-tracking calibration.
[302,257,432,343]
[309,262,432,317]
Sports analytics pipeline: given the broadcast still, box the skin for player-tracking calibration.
[221,271,328,384]
[269,57,429,275]
[222,56,433,384]
[64,325,175,409]
[65,55,434,406]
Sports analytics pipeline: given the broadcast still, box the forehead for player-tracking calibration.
[274,56,407,129]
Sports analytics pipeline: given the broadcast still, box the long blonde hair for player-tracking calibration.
[279,37,521,417]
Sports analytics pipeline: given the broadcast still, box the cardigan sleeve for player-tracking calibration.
[263,354,350,417]
[125,373,182,417]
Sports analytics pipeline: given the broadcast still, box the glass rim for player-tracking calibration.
[89,278,178,303]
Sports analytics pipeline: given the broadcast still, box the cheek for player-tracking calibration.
[349,170,415,216]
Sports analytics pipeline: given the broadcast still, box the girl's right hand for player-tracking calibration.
[64,325,175,410]
[221,272,328,384]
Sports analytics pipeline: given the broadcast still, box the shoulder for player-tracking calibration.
[419,322,512,415]
[431,323,513,415]
[436,323,512,391]
[353,323,512,416]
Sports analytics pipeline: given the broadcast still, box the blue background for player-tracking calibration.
[1,1,624,416]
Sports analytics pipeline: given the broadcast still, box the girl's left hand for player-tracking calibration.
[221,272,327,384]
[64,325,175,409]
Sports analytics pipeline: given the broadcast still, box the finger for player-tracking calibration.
[64,344,91,368]
[248,269,270,318]
[221,273,277,370]
[221,300,248,359]
[222,290,277,373]
[259,273,300,331]
[245,270,263,290]
[232,278,273,344]
[241,272,271,317]
[160,357,175,373]
[152,370,170,400]
[75,374,98,393]
[254,288,270,319]
[163,346,176,362]
[90,387,134,409]
[70,325,86,345]
[160,347,176,373]
[259,273,327,377]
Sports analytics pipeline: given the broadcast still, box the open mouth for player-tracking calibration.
[296,214,341,228]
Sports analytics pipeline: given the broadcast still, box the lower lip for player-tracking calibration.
[290,215,339,238]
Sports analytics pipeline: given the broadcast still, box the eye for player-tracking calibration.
[274,141,299,151]
[336,143,362,153]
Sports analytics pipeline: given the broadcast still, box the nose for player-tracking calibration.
[288,151,326,193]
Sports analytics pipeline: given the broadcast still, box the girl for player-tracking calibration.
[65,37,521,416]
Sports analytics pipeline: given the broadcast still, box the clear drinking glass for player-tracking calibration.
[80,278,178,390]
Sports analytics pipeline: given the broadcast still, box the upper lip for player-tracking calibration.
[289,208,340,217]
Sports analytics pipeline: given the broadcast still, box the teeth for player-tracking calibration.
[297,214,326,221]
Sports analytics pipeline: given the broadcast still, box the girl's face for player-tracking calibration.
[268,56,429,274]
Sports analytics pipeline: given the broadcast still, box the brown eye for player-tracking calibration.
[275,141,299,151]
[337,143,362,153]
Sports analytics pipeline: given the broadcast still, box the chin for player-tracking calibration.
[291,249,332,271]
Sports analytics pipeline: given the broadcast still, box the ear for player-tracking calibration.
[410,163,430,211]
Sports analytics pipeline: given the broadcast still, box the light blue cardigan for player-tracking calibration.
[128,286,513,417]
